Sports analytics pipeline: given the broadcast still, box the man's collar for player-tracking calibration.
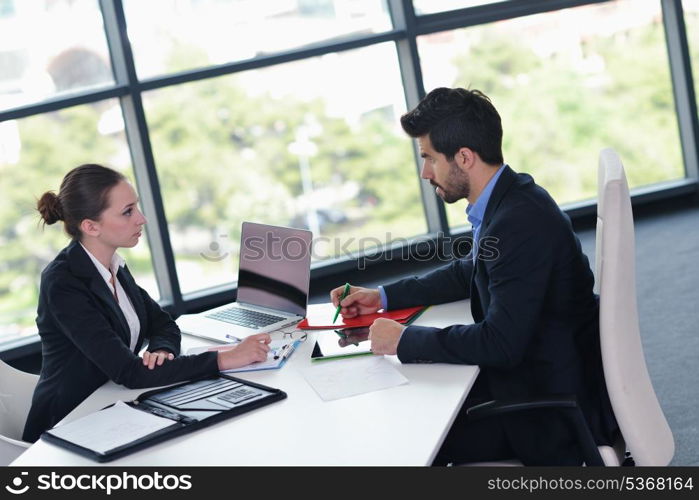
[481,164,518,227]
[466,164,506,225]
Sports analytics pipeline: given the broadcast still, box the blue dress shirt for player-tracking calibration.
[466,164,506,263]
[379,164,506,310]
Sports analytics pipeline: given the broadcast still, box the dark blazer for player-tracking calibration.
[384,166,618,465]
[23,240,219,442]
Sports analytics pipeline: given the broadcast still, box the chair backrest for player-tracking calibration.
[595,148,674,465]
[0,359,38,440]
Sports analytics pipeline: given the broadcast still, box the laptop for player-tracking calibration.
[177,222,312,343]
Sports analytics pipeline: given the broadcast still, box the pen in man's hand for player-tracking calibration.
[333,282,351,323]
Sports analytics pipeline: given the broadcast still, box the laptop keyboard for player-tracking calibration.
[206,307,285,329]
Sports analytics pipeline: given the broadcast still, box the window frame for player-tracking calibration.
[1,0,697,358]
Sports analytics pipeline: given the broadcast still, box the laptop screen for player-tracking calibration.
[236,222,312,317]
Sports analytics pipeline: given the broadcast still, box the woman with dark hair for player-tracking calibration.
[23,164,270,442]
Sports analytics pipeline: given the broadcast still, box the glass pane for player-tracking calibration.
[417,0,685,230]
[144,43,427,294]
[0,100,158,347]
[123,0,392,79]
[0,0,114,112]
[685,1,699,106]
[413,0,502,15]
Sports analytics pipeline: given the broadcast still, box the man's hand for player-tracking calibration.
[142,349,175,370]
[330,284,381,318]
[369,318,405,355]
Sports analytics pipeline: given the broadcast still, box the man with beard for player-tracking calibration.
[330,87,618,465]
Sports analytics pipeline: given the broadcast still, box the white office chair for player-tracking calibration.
[460,149,673,466]
[0,359,39,465]
[594,147,674,465]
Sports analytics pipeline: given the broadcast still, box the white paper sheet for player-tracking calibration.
[47,401,175,454]
[301,356,409,401]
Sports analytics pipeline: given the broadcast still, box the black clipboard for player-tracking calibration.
[41,373,286,462]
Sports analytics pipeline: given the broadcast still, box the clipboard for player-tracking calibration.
[186,339,301,372]
[41,374,286,462]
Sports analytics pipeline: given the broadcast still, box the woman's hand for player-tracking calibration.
[217,333,271,371]
[142,349,175,370]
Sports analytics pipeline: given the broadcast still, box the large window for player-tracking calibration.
[0,101,157,345]
[123,0,392,79]
[418,0,685,230]
[413,0,505,15]
[0,0,697,350]
[144,43,425,294]
[686,0,699,105]
[0,0,113,111]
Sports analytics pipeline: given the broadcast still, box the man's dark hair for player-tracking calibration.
[400,87,504,165]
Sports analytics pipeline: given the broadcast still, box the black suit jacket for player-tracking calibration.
[23,241,219,442]
[384,166,618,465]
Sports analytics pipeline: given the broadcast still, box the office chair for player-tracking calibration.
[0,359,39,465]
[459,148,673,466]
[592,147,674,465]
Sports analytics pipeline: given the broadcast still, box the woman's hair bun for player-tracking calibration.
[37,191,64,225]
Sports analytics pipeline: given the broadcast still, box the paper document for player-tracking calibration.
[46,401,175,454]
[301,356,408,401]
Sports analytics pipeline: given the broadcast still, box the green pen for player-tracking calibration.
[333,282,351,323]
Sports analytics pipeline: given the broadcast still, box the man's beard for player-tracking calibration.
[431,161,470,203]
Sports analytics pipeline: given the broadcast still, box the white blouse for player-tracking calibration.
[80,243,141,352]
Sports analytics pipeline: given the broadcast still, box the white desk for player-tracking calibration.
[12,300,478,466]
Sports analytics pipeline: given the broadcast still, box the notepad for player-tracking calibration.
[46,401,175,454]
[186,339,300,372]
[298,303,426,330]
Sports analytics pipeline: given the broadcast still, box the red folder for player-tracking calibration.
[298,303,426,330]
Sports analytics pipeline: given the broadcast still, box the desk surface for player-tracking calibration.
[12,300,478,466]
